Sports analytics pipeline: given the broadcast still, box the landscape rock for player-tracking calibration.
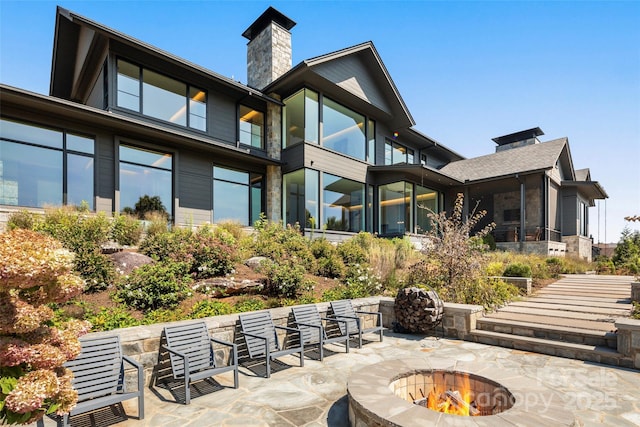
[109,251,154,275]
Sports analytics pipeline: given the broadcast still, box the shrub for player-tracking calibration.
[233,298,266,312]
[72,247,116,292]
[595,257,616,274]
[545,257,563,278]
[251,216,315,271]
[0,229,89,425]
[6,210,37,231]
[86,307,141,331]
[632,302,640,320]
[485,261,505,276]
[342,264,382,297]
[144,211,170,236]
[116,262,193,311]
[139,226,236,279]
[316,254,347,278]
[433,277,519,310]
[337,238,368,265]
[613,228,640,273]
[503,263,532,278]
[33,207,115,291]
[189,300,233,319]
[260,259,313,298]
[111,213,143,246]
[310,238,335,259]
[420,193,495,293]
[143,308,187,324]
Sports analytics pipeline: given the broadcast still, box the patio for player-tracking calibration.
[33,331,640,427]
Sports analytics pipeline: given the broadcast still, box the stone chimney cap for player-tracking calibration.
[242,6,296,41]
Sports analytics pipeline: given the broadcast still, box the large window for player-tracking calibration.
[117,59,206,131]
[384,140,414,165]
[322,97,365,161]
[283,89,318,147]
[239,106,264,148]
[119,145,172,217]
[0,118,94,209]
[416,185,438,233]
[323,173,364,232]
[283,89,375,162]
[283,169,318,228]
[213,166,263,226]
[379,181,413,235]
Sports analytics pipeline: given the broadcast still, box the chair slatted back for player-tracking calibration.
[239,311,280,358]
[164,322,214,379]
[65,336,123,402]
[292,305,326,344]
[330,300,359,336]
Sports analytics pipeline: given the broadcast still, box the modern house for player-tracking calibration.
[0,6,606,260]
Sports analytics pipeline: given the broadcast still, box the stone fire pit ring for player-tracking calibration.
[347,358,577,426]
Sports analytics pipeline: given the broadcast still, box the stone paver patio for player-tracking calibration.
[34,332,640,427]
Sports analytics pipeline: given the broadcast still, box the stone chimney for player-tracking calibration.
[492,127,544,152]
[242,7,296,90]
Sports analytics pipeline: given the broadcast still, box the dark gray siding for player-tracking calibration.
[281,143,305,173]
[210,92,236,144]
[303,144,368,183]
[313,54,392,115]
[177,150,212,211]
[562,188,578,236]
[95,133,114,210]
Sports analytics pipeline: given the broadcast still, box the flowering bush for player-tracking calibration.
[0,229,89,425]
[259,259,314,298]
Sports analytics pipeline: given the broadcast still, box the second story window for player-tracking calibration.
[384,139,414,165]
[116,59,206,131]
[239,106,264,148]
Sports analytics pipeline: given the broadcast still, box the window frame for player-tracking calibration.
[115,58,207,132]
[238,105,265,149]
[0,116,95,209]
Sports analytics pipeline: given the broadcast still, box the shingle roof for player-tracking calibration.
[439,138,567,182]
[575,168,590,181]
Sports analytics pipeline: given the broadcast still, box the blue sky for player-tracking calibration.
[1,0,638,243]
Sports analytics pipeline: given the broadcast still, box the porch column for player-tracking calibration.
[519,179,526,243]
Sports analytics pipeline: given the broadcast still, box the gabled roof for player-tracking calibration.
[440,138,569,182]
[51,7,279,104]
[263,42,415,129]
[575,168,591,181]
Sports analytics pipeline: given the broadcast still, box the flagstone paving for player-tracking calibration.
[34,331,640,427]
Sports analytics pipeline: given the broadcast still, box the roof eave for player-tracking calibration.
[1,84,281,166]
[53,7,281,105]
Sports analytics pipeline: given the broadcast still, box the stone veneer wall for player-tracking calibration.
[246,22,292,90]
[562,235,593,262]
[84,297,484,388]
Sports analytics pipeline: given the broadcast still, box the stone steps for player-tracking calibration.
[476,317,617,347]
[468,275,635,367]
[470,330,634,368]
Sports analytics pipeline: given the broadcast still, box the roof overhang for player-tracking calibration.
[368,164,463,186]
[51,7,281,105]
[1,84,280,166]
[562,180,608,204]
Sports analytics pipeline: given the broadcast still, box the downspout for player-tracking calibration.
[544,173,550,242]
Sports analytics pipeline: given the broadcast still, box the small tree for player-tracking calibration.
[0,229,90,425]
[420,193,495,301]
[612,227,640,274]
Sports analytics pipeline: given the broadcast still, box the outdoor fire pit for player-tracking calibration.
[347,358,576,426]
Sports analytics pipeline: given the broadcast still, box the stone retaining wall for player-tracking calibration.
[85,297,484,388]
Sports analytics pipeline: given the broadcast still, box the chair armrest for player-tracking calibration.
[331,314,360,322]
[292,322,321,330]
[355,310,380,316]
[355,310,383,326]
[322,317,347,325]
[210,337,236,349]
[162,344,187,360]
[274,325,301,334]
[122,355,144,393]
